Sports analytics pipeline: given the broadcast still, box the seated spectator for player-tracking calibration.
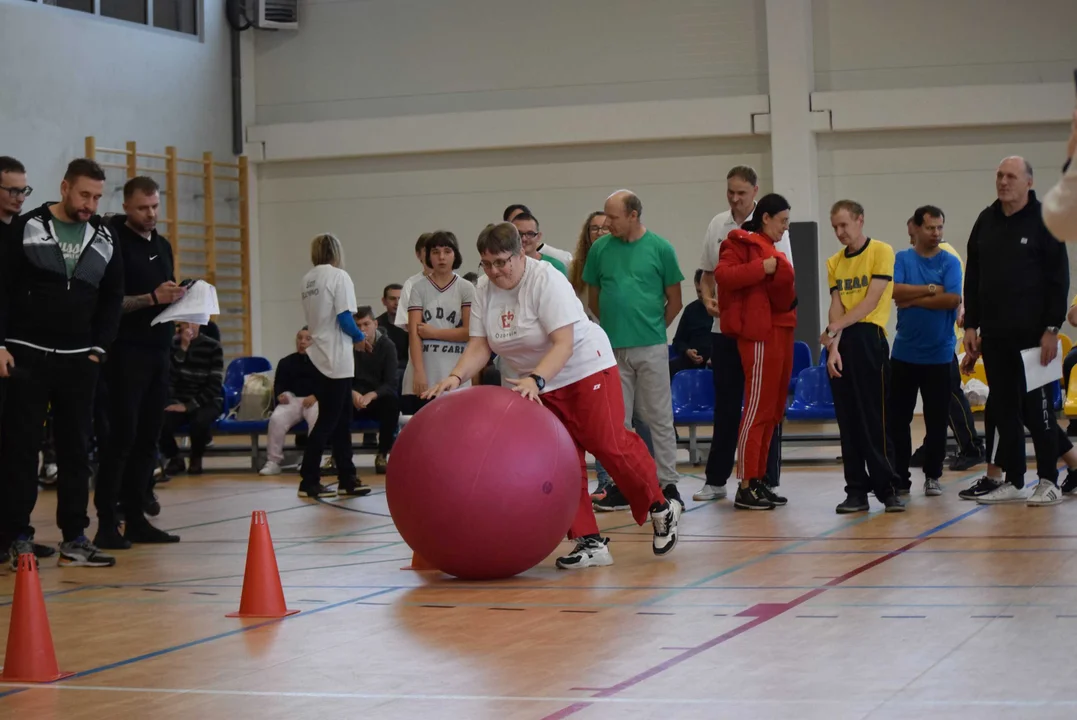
[160,322,224,476]
[353,307,401,474]
[511,212,568,275]
[669,269,712,377]
[376,283,408,372]
[463,271,479,284]
[260,327,319,476]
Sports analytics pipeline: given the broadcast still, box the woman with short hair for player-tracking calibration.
[423,222,681,569]
[297,233,370,499]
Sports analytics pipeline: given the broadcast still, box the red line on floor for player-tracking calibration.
[542,535,931,719]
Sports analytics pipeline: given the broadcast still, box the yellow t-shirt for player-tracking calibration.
[939,241,964,340]
[826,237,895,332]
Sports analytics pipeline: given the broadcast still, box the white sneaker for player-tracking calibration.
[976,482,1026,504]
[651,499,681,556]
[556,536,613,569]
[1027,479,1063,507]
[693,484,727,501]
[259,461,282,476]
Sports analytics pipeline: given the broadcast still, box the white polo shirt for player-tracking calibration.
[698,206,794,333]
[471,258,615,393]
[301,264,358,379]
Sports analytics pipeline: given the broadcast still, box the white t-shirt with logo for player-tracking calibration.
[301,264,358,379]
[471,257,615,393]
[698,206,794,333]
[402,273,475,394]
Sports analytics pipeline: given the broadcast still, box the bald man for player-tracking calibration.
[583,190,685,510]
[961,156,1070,507]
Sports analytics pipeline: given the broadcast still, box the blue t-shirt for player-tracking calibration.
[892,248,962,365]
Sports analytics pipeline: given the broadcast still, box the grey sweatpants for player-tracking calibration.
[614,344,680,485]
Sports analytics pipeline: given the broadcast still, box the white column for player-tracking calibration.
[764,0,820,221]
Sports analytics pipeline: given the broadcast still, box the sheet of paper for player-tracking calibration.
[151,280,220,326]
[1021,341,1063,391]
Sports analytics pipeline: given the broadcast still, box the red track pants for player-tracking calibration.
[736,326,795,482]
[542,366,665,538]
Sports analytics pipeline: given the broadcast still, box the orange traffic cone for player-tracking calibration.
[1,553,74,682]
[401,549,437,571]
[226,511,299,618]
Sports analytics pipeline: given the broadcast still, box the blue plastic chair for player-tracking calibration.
[222,356,272,414]
[668,344,677,360]
[1050,379,1063,412]
[789,341,812,393]
[786,366,837,421]
[819,345,828,367]
[671,368,714,463]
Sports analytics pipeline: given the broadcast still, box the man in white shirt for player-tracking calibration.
[695,166,794,502]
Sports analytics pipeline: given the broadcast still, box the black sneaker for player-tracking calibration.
[879,494,906,513]
[1061,468,1077,495]
[590,475,614,502]
[755,478,787,506]
[298,483,336,499]
[94,524,132,550]
[836,494,870,514]
[9,538,37,570]
[950,449,986,472]
[662,483,685,512]
[909,446,925,468]
[164,456,186,477]
[894,485,912,497]
[125,520,181,544]
[337,481,372,497]
[734,482,775,510]
[957,475,1001,501]
[31,540,57,559]
[58,537,117,568]
[187,456,203,475]
[593,485,629,512]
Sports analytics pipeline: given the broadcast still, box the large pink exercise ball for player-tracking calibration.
[386,385,581,580]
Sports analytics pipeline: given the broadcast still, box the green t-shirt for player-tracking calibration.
[52,218,86,278]
[582,230,684,348]
[539,254,568,276]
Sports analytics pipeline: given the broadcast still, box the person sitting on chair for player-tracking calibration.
[352,307,401,475]
[260,326,319,476]
[160,322,224,476]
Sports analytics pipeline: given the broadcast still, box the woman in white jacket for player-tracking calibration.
[1044,108,1077,242]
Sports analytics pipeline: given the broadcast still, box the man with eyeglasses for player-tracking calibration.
[0,157,31,242]
[511,212,568,276]
[502,203,573,266]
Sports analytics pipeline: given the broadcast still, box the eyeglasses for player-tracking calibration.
[518,231,540,240]
[479,255,516,272]
[588,225,608,235]
[0,185,32,199]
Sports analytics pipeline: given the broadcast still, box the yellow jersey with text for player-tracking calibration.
[826,237,895,332]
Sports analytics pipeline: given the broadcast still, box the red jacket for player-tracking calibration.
[715,228,797,341]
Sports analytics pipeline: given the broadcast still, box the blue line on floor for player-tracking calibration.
[0,587,401,701]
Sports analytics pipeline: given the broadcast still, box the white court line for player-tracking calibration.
[1,684,1076,708]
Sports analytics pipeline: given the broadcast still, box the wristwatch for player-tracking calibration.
[928,284,937,295]
[528,373,546,391]
[1046,326,1060,334]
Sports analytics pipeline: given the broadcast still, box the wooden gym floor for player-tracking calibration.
[3,438,1077,719]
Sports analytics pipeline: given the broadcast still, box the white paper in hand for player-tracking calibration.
[151,280,220,326]
[1020,340,1063,392]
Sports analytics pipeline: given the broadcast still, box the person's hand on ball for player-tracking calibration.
[506,376,542,404]
[421,374,461,400]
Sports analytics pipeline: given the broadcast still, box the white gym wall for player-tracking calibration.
[246,0,1077,364]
